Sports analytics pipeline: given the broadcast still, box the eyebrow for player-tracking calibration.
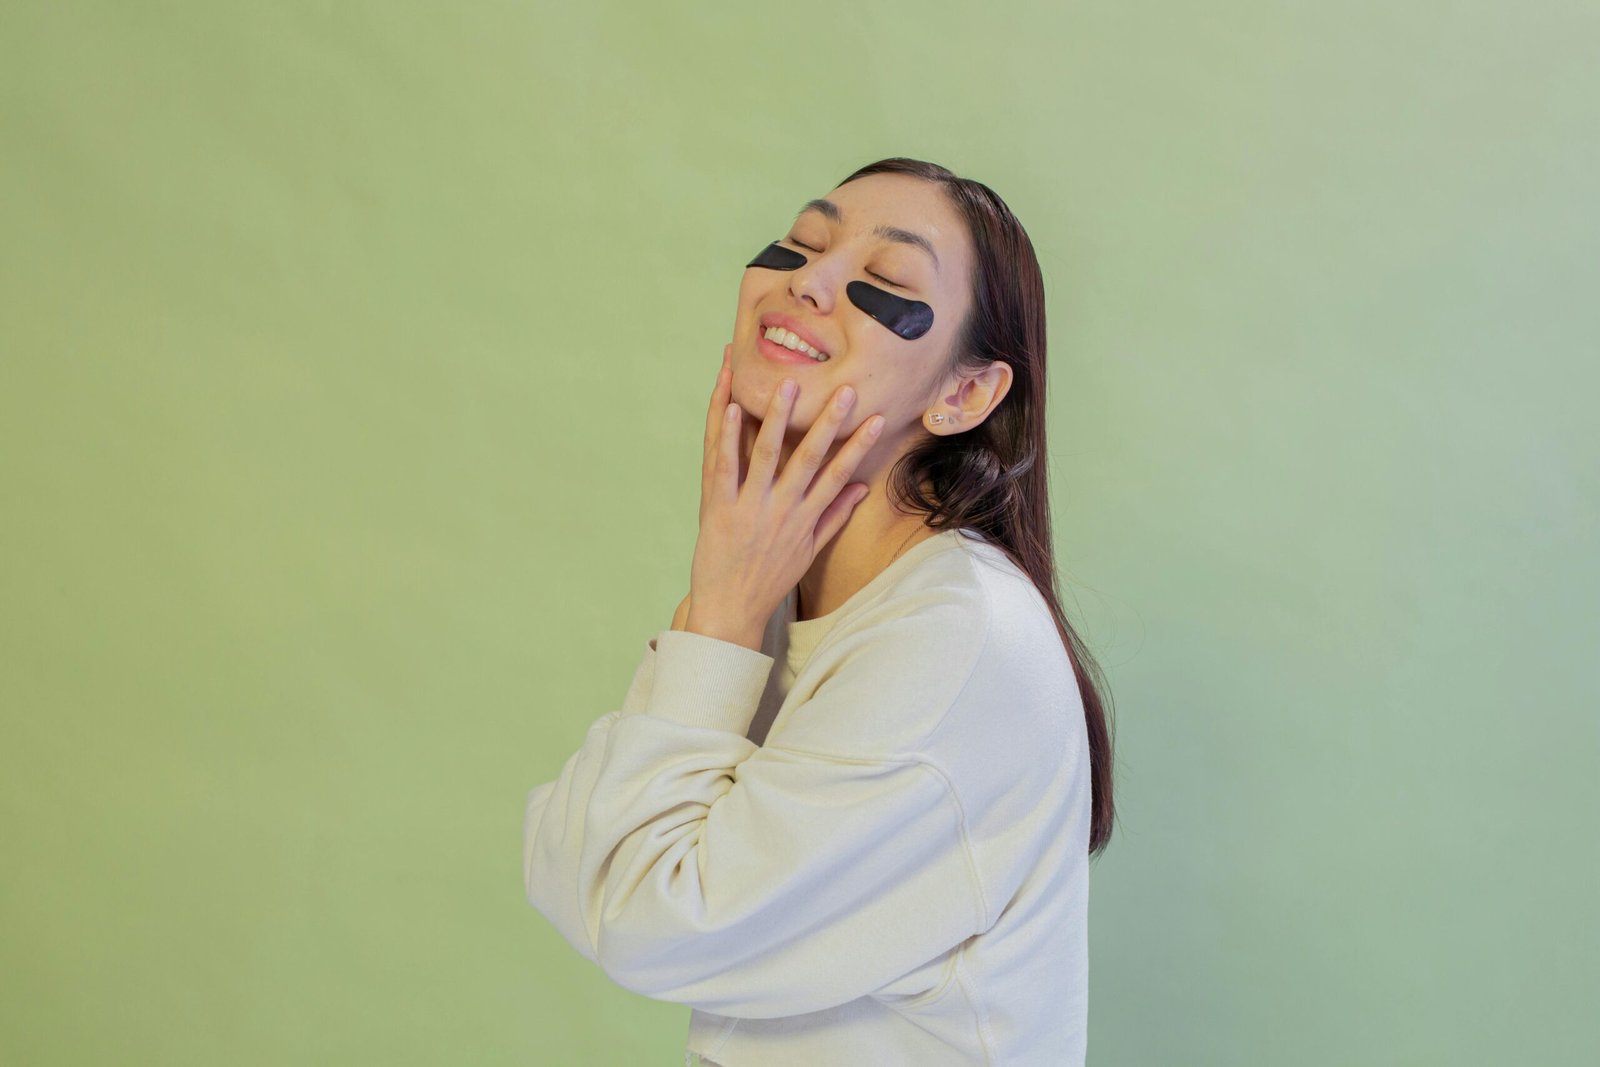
[794,198,941,273]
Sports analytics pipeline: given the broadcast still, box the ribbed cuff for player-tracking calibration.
[642,629,775,733]
[617,635,659,717]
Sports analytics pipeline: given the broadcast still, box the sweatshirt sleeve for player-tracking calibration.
[522,619,989,1020]
[520,634,658,969]
[619,633,658,714]
[522,628,772,968]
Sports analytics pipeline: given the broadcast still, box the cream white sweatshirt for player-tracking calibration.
[522,526,1091,1065]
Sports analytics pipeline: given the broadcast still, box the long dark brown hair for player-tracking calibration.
[836,157,1118,859]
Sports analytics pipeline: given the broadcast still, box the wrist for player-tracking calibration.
[683,609,764,654]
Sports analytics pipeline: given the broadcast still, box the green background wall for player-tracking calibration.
[3,2,1594,1063]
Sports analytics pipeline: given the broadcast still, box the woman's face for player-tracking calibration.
[729,172,978,458]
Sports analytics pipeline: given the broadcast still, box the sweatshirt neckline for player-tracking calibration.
[782,526,982,652]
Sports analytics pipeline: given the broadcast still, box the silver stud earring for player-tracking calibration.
[928,412,952,424]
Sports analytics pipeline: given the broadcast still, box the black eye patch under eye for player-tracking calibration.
[845,280,935,341]
[746,242,807,271]
[745,241,936,341]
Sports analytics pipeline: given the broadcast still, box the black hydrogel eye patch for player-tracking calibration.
[746,242,807,271]
[745,242,936,341]
[845,280,934,341]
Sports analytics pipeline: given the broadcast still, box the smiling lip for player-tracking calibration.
[757,333,827,365]
[759,313,831,358]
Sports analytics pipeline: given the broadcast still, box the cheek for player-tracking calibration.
[738,267,784,299]
[736,276,776,328]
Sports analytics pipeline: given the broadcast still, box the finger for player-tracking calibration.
[715,401,743,503]
[776,383,858,501]
[703,350,733,460]
[746,377,795,493]
[800,412,885,519]
[812,481,871,549]
[702,349,735,506]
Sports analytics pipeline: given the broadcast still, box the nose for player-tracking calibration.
[787,255,838,314]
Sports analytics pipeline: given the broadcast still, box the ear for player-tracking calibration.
[931,360,1013,432]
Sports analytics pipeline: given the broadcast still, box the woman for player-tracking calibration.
[523,157,1116,1066]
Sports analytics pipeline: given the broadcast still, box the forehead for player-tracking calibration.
[796,174,970,276]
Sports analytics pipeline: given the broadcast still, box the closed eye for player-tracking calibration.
[785,238,905,289]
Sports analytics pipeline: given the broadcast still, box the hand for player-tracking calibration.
[685,344,886,650]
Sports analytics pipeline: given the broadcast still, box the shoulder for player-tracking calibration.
[841,530,1064,684]
[957,536,1077,686]
[802,530,994,685]
[773,532,1073,757]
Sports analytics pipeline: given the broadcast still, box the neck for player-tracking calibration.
[793,459,940,623]
[742,417,939,623]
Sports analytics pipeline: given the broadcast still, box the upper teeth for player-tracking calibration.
[764,325,829,360]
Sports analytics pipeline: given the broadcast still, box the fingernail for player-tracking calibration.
[780,378,796,399]
[867,415,885,436]
[837,386,856,409]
